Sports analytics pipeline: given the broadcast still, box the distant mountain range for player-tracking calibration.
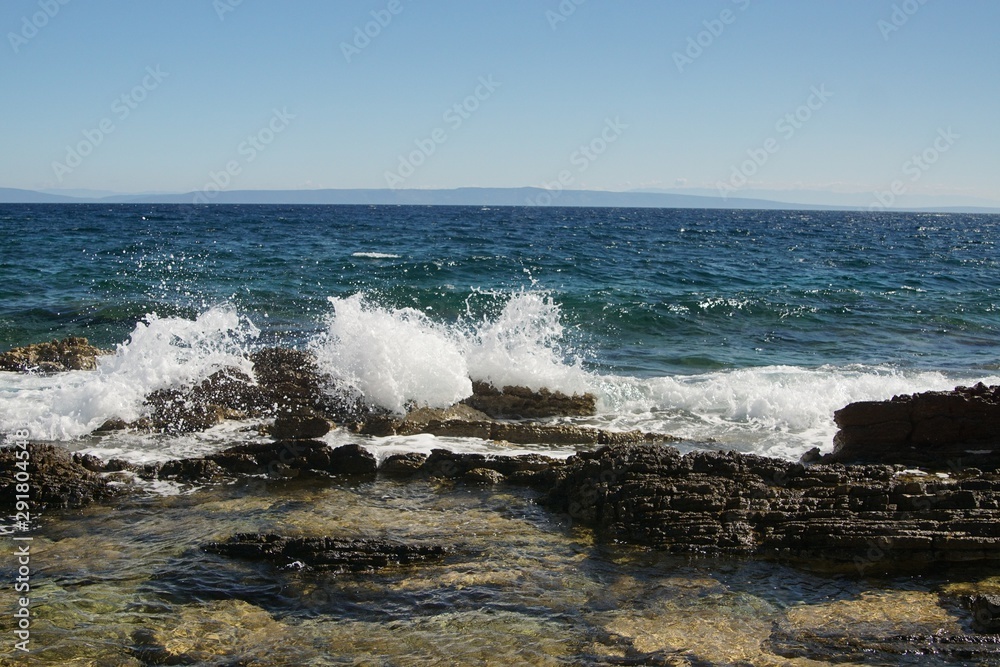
[2,187,999,213]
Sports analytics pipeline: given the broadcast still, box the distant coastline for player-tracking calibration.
[2,186,999,214]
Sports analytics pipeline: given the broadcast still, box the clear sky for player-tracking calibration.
[2,0,998,205]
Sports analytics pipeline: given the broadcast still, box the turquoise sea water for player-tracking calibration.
[0,204,998,460]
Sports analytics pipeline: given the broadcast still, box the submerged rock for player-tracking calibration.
[545,444,1000,569]
[0,336,111,373]
[831,383,1000,469]
[968,594,1000,633]
[131,600,294,665]
[769,589,1000,663]
[0,443,126,511]
[204,533,450,572]
[461,381,597,419]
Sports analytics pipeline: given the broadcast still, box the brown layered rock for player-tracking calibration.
[379,452,429,478]
[204,533,449,572]
[418,449,563,488]
[361,403,678,448]
[461,381,597,419]
[0,443,126,511]
[545,444,1000,569]
[0,336,111,373]
[831,383,1000,468]
[213,441,376,478]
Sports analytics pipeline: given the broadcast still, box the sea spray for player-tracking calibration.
[310,290,592,414]
[313,294,472,415]
[0,308,258,441]
[460,290,592,395]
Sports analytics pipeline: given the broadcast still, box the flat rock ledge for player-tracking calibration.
[831,383,1000,469]
[203,533,450,573]
[460,380,597,419]
[361,412,678,447]
[544,444,1000,570]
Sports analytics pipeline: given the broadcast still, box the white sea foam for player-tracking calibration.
[311,294,472,415]
[0,307,258,441]
[351,252,401,259]
[3,294,998,470]
[310,290,592,415]
[594,365,1000,460]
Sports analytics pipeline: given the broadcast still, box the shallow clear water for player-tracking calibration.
[3,477,998,666]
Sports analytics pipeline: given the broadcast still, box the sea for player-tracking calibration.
[1,203,998,464]
[3,204,1000,665]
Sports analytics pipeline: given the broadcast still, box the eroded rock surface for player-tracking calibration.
[831,383,1000,468]
[545,444,1000,569]
[148,441,378,483]
[0,336,111,373]
[0,443,125,510]
[461,381,597,419]
[99,348,375,435]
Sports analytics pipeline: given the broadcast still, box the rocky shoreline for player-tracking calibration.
[4,337,1000,575]
[6,338,1000,662]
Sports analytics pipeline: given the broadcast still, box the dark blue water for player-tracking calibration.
[1,204,997,376]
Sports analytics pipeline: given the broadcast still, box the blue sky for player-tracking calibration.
[2,0,998,205]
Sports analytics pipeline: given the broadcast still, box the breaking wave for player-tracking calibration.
[310,290,592,414]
